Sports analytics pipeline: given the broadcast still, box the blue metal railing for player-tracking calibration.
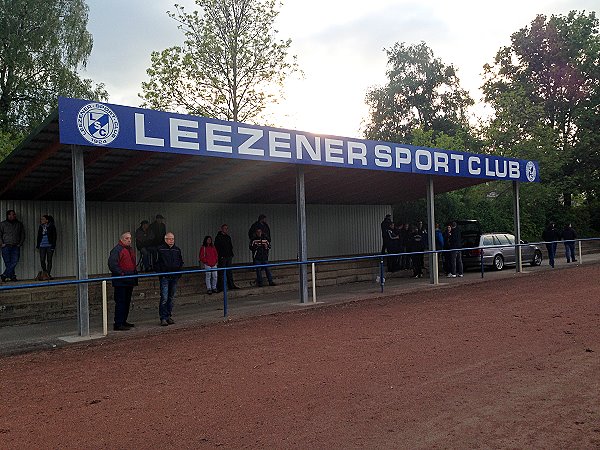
[1,237,599,319]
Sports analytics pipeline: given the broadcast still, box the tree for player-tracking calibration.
[0,0,107,142]
[483,11,600,227]
[140,0,297,123]
[364,41,474,145]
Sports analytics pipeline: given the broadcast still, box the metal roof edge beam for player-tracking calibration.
[0,139,62,197]
[34,147,111,200]
[86,152,154,194]
[106,152,193,201]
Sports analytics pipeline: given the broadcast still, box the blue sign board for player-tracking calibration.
[58,97,540,183]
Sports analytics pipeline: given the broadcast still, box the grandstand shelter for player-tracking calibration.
[0,97,540,336]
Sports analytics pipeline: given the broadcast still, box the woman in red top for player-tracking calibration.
[199,235,219,294]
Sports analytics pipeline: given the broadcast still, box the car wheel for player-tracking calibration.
[493,254,504,271]
[531,250,542,266]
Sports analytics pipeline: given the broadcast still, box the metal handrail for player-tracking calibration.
[1,237,599,322]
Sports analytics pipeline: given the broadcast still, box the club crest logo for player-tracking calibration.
[77,103,119,145]
[525,161,537,182]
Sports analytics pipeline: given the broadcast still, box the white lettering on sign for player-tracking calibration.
[415,149,432,171]
[206,123,232,153]
[347,141,367,166]
[170,118,199,150]
[269,131,292,158]
[296,135,321,161]
[134,113,164,147]
[324,138,344,163]
[374,145,392,167]
[238,127,264,156]
[468,156,481,175]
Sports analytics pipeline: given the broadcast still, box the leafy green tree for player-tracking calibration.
[364,41,474,144]
[482,11,600,233]
[140,0,297,123]
[0,0,107,140]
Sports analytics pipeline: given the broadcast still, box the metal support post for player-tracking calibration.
[512,181,522,273]
[311,262,317,303]
[72,145,90,336]
[426,176,439,284]
[296,165,309,303]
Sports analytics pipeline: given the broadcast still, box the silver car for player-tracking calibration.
[463,232,543,270]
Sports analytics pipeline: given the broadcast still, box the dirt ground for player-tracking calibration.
[1,264,599,449]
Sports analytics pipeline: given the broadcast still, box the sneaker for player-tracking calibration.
[123,322,135,328]
[447,274,456,278]
[113,324,130,331]
[166,317,175,325]
[207,289,213,295]
[160,319,168,326]
[0,275,6,282]
[269,281,277,286]
[10,277,18,282]
[458,274,464,278]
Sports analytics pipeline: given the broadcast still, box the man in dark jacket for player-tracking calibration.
[380,214,392,254]
[156,232,184,326]
[214,224,239,291]
[562,223,577,263]
[250,228,275,287]
[135,220,156,272]
[447,222,463,278]
[542,222,561,268]
[108,232,138,331]
[0,210,26,282]
[248,214,271,242]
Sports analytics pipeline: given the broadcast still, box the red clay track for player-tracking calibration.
[1,264,599,449]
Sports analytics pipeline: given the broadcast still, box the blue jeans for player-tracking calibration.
[159,276,178,320]
[1,245,20,279]
[253,258,273,286]
[564,242,576,262]
[546,243,557,267]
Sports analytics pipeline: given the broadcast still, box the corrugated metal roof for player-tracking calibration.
[0,111,485,204]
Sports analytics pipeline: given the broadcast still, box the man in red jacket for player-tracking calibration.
[108,232,138,331]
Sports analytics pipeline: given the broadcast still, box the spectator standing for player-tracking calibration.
[408,225,425,278]
[443,224,452,275]
[108,232,138,331]
[447,222,464,278]
[248,214,271,242]
[542,222,560,268]
[135,220,156,272]
[199,235,219,294]
[0,210,25,282]
[385,222,400,272]
[156,232,184,326]
[214,224,239,291]
[36,215,57,279]
[149,214,167,265]
[562,223,577,263]
[250,228,275,287]
[435,223,445,273]
[380,214,392,254]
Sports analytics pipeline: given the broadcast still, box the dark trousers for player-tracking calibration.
[546,243,557,267]
[1,245,20,279]
[39,247,54,275]
[114,286,133,326]
[564,242,576,262]
[254,258,273,286]
[450,250,463,275]
[217,256,235,290]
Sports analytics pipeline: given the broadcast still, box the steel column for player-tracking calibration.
[296,165,308,303]
[513,180,522,273]
[426,175,439,284]
[71,145,90,336]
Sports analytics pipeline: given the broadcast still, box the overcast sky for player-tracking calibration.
[83,0,597,138]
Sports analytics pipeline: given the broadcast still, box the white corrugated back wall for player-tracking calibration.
[0,200,390,279]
